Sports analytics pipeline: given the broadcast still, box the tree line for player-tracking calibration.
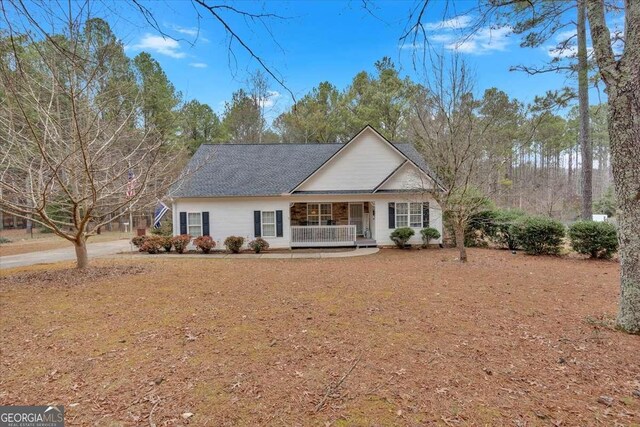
[168,56,614,222]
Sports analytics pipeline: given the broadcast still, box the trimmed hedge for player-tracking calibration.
[510,216,565,255]
[194,235,215,254]
[171,234,191,254]
[224,236,244,253]
[390,227,415,249]
[568,220,618,259]
[487,209,526,250]
[139,236,165,254]
[420,227,441,248]
[248,237,270,253]
[131,235,149,251]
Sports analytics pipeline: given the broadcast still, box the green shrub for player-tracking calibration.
[194,235,215,254]
[594,187,616,218]
[131,235,149,251]
[465,210,497,247]
[0,236,11,244]
[224,236,245,253]
[139,235,164,254]
[487,209,526,250]
[171,234,192,254]
[568,221,618,259]
[510,216,565,255]
[151,220,173,237]
[420,227,441,248]
[39,227,54,234]
[390,227,415,249]
[248,237,270,253]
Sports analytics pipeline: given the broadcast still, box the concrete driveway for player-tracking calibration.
[0,239,133,269]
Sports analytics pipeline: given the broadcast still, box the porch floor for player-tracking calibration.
[356,238,377,248]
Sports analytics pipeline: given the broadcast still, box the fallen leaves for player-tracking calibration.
[0,249,638,425]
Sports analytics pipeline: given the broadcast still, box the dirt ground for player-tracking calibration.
[0,229,131,256]
[0,248,638,426]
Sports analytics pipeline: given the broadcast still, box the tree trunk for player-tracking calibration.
[74,239,89,269]
[608,87,640,334]
[586,0,640,334]
[578,0,593,220]
[454,223,467,263]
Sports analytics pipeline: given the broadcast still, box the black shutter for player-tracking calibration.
[254,211,261,237]
[388,203,395,229]
[422,202,430,228]
[179,212,187,235]
[276,210,283,237]
[202,212,210,236]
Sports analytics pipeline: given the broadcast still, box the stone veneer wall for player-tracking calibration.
[290,202,369,225]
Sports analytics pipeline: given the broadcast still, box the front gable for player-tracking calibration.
[375,161,435,192]
[293,127,405,192]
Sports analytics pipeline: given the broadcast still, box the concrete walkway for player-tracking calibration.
[0,241,379,269]
[0,239,133,269]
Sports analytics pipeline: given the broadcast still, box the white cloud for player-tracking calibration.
[128,34,185,58]
[444,26,512,55]
[189,62,208,68]
[172,25,209,42]
[424,15,473,31]
[260,90,281,108]
[546,45,593,59]
[402,15,511,55]
[554,30,577,43]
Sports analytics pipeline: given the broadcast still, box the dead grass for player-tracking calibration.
[0,249,638,426]
[0,230,130,257]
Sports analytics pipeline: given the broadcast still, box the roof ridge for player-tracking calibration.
[201,143,344,146]
[200,142,411,146]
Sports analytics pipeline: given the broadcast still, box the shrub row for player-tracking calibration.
[459,209,618,257]
[390,227,441,249]
[131,234,269,254]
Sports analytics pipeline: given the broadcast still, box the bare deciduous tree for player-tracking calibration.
[410,54,494,262]
[0,1,185,268]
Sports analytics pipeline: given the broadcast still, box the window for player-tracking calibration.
[410,203,423,227]
[307,203,332,225]
[395,202,422,228]
[261,211,276,237]
[396,202,408,227]
[187,212,202,236]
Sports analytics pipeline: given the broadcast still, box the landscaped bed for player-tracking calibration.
[0,249,638,425]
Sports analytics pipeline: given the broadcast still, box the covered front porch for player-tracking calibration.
[289,201,376,247]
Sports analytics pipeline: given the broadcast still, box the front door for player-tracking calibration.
[349,203,364,236]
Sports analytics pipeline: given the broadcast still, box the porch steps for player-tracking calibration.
[356,239,377,248]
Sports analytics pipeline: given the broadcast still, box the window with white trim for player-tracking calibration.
[261,211,276,237]
[396,202,422,228]
[187,212,202,236]
[307,203,332,225]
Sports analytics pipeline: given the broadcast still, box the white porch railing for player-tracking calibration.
[290,225,357,247]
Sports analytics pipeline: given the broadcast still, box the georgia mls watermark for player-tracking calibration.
[0,406,64,427]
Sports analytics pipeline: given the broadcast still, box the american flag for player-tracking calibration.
[126,171,137,198]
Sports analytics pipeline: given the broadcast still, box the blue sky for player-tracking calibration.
[116,1,604,119]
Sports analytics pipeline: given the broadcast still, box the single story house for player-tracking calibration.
[169,125,444,249]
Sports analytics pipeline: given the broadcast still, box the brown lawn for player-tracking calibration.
[0,249,638,426]
[0,229,130,257]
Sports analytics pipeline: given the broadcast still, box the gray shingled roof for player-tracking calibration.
[170,142,441,198]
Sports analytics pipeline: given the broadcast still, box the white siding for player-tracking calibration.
[171,193,443,249]
[172,197,291,249]
[296,128,405,191]
[378,162,435,191]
